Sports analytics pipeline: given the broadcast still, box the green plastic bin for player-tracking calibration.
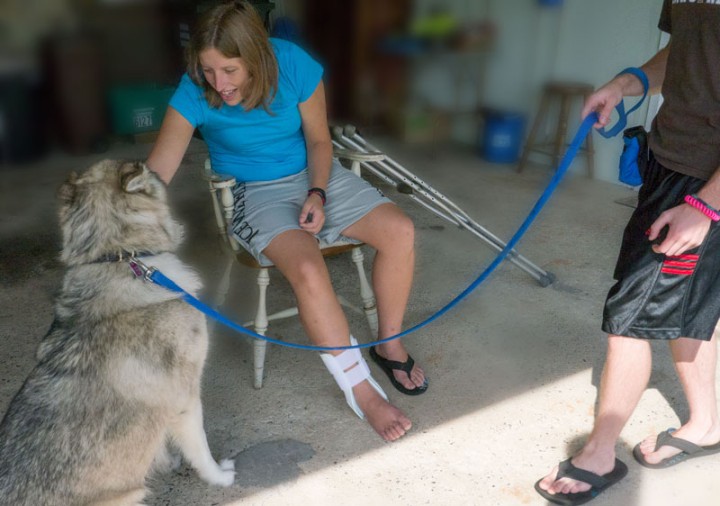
[108,84,175,135]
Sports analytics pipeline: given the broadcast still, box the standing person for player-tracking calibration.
[146,0,428,442]
[536,1,720,503]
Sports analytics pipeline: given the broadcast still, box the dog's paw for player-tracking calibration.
[219,459,235,472]
[203,459,235,487]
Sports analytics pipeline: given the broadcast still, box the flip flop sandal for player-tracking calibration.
[534,458,628,506]
[369,346,428,396]
[633,428,720,469]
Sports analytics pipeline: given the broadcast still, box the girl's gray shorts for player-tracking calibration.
[230,159,392,266]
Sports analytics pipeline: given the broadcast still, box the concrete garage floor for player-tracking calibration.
[1,135,718,506]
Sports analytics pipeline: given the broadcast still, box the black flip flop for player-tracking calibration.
[633,428,720,469]
[368,346,428,396]
[534,458,628,506]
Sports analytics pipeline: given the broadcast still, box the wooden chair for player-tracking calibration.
[201,149,386,389]
[517,81,595,177]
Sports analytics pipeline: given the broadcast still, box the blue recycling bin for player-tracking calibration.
[481,110,526,164]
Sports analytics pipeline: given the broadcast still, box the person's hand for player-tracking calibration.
[299,193,325,234]
[581,80,625,130]
[648,203,712,257]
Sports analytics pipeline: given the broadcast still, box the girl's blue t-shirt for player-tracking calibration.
[169,38,323,182]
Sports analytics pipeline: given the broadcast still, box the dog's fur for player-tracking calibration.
[0,160,234,505]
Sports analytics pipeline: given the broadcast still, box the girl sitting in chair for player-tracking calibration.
[146,0,427,441]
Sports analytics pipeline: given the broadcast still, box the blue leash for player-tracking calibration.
[132,111,604,351]
[597,67,649,139]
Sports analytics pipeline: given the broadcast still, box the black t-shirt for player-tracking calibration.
[649,0,720,180]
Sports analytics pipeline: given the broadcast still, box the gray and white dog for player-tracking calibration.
[0,160,235,505]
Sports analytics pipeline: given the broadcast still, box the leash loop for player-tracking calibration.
[597,67,649,139]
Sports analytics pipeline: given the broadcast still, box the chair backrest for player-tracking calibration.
[201,159,240,253]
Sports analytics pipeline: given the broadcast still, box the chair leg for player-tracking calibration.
[553,95,571,170]
[518,92,550,173]
[583,91,595,178]
[350,246,378,338]
[214,254,236,310]
[207,255,235,335]
[584,129,595,178]
[253,268,270,389]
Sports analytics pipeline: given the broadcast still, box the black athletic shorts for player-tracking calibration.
[602,153,720,341]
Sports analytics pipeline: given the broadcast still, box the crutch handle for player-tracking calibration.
[330,125,345,141]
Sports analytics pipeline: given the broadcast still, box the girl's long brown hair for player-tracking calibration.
[187,0,278,111]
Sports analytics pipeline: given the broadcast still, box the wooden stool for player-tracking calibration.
[518,81,595,177]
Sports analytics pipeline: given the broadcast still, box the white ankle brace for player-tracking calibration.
[320,336,388,419]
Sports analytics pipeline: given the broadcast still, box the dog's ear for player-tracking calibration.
[57,171,78,206]
[120,162,150,193]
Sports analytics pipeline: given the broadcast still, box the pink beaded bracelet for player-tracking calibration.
[684,194,720,222]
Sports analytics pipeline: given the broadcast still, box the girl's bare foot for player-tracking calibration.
[353,380,411,441]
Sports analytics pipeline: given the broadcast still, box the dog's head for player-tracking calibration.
[57,160,184,265]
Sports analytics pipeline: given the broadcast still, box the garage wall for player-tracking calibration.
[411,0,664,183]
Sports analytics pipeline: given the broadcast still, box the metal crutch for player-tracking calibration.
[331,125,555,287]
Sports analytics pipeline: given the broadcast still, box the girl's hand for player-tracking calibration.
[299,193,325,234]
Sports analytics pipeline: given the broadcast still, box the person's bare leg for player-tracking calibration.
[636,334,720,463]
[539,335,651,496]
[343,203,425,390]
[263,230,411,441]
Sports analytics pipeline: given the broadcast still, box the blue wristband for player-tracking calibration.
[597,67,649,138]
